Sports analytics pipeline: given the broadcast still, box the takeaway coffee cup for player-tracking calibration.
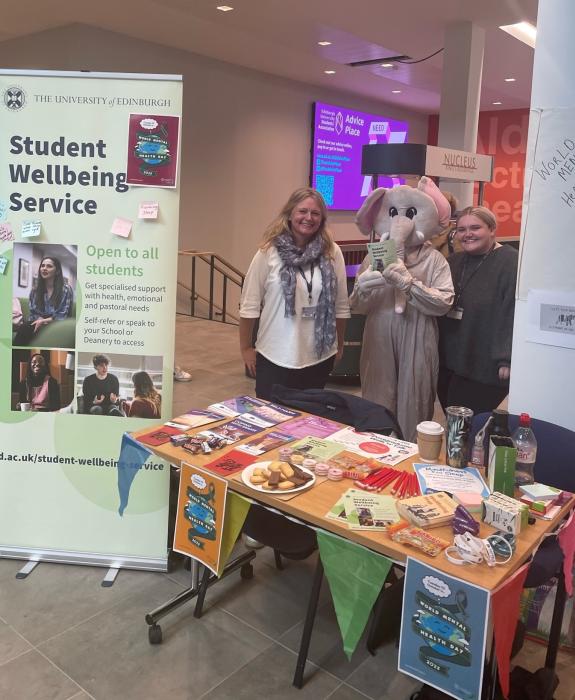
[20,402,31,412]
[416,421,444,462]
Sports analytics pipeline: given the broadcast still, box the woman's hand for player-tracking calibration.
[335,345,344,362]
[242,347,257,378]
[499,366,510,381]
[31,317,52,333]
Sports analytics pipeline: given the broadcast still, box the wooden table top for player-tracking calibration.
[133,411,573,592]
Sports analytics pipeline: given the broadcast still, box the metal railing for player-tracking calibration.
[177,249,244,325]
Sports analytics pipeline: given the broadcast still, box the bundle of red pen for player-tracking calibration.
[354,467,421,499]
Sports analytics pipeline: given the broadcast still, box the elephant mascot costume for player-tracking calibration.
[349,176,454,441]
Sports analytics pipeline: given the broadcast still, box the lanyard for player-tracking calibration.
[298,263,315,304]
[455,245,495,307]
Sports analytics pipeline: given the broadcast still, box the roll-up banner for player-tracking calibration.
[0,70,182,570]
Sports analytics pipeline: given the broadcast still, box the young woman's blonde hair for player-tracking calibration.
[456,205,497,232]
[260,187,335,255]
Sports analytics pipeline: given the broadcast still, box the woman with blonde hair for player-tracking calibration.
[125,371,161,418]
[438,205,518,413]
[239,187,350,399]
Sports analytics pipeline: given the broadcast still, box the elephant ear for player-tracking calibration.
[417,176,451,228]
[356,188,388,237]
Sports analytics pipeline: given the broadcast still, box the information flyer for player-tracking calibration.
[173,463,228,575]
[0,70,182,568]
[398,558,489,700]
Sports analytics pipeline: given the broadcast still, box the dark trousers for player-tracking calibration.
[255,353,335,401]
[437,366,509,415]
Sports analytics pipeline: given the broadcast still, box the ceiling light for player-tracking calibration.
[324,70,336,75]
[499,21,536,48]
[216,5,234,11]
[391,90,401,94]
[381,63,394,68]
[504,77,516,82]
[318,41,332,46]
[493,101,503,105]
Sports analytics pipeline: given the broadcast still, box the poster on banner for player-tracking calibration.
[126,113,180,188]
[0,70,182,569]
[173,463,228,575]
[398,558,489,700]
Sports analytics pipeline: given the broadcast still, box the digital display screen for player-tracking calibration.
[311,101,409,211]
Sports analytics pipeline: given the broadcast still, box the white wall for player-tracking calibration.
[509,0,575,430]
[0,24,428,273]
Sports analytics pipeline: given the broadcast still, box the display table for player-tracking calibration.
[130,408,574,695]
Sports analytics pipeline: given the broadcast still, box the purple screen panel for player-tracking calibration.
[311,101,409,211]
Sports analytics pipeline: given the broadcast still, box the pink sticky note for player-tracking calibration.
[111,217,133,238]
[0,222,13,242]
[138,202,159,220]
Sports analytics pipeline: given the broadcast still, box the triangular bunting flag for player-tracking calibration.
[217,493,251,577]
[117,432,152,516]
[491,563,530,699]
[317,530,392,659]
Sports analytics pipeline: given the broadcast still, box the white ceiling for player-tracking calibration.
[0,0,538,114]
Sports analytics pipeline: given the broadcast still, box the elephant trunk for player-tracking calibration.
[389,216,415,314]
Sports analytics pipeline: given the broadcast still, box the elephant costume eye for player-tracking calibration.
[406,206,417,219]
[389,206,399,217]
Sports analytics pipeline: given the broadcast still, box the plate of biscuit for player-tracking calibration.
[242,460,316,494]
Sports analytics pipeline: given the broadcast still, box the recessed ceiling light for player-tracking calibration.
[499,21,536,48]
[493,101,503,105]
[504,77,516,82]
[318,41,332,46]
[217,5,234,11]
[324,70,336,75]
[391,90,402,94]
[381,63,394,68]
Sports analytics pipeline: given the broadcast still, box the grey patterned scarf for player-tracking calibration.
[274,230,337,358]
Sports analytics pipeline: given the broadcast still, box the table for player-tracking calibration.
[133,409,573,695]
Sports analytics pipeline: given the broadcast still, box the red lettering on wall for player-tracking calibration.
[428,109,528,238]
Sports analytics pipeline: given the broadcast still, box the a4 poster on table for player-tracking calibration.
[0,70,182,570]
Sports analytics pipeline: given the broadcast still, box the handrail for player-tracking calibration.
[177,249,244,326]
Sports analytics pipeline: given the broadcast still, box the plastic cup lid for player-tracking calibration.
[417,421,444,435]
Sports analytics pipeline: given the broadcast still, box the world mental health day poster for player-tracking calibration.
[0,70,182,569]
[398,558,489,700]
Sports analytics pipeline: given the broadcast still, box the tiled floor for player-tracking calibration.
[0,315,573,700]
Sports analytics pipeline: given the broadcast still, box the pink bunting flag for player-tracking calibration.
[558,509,575,596]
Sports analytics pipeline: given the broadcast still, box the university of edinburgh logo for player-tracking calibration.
[4,86,26,110]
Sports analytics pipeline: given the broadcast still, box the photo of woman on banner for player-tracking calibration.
[12,243,77,349]
[123,371,162,418]
[17,353,61,412]
[82,354,123,416]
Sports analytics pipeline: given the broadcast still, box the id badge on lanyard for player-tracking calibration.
[446,306,464,321]
[299,263,316,319]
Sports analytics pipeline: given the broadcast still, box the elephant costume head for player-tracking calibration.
[356,176,451,313]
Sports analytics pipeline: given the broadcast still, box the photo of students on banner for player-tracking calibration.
[76,351,163,418]
[12,242,77,349]
[10,349,75,412]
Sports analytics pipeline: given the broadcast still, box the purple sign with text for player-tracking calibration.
[311,101,409,211]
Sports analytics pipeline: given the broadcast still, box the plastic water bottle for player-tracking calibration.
[512,413,537,487]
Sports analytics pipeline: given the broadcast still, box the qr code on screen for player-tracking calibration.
[315,175,334,206]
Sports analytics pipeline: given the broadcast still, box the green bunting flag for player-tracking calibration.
[317,530,393,659]
[217,493,251,577]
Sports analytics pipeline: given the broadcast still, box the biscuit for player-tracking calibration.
[250,475,267,485]
[261,481,275,490]
[261,469,271,478]
[268,461,282,472]
[278,480,296,490]
[279,463,294,479]
[290,454,304,465]
[252,467,263,476]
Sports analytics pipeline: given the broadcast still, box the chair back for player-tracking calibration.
[471,412,575,492]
